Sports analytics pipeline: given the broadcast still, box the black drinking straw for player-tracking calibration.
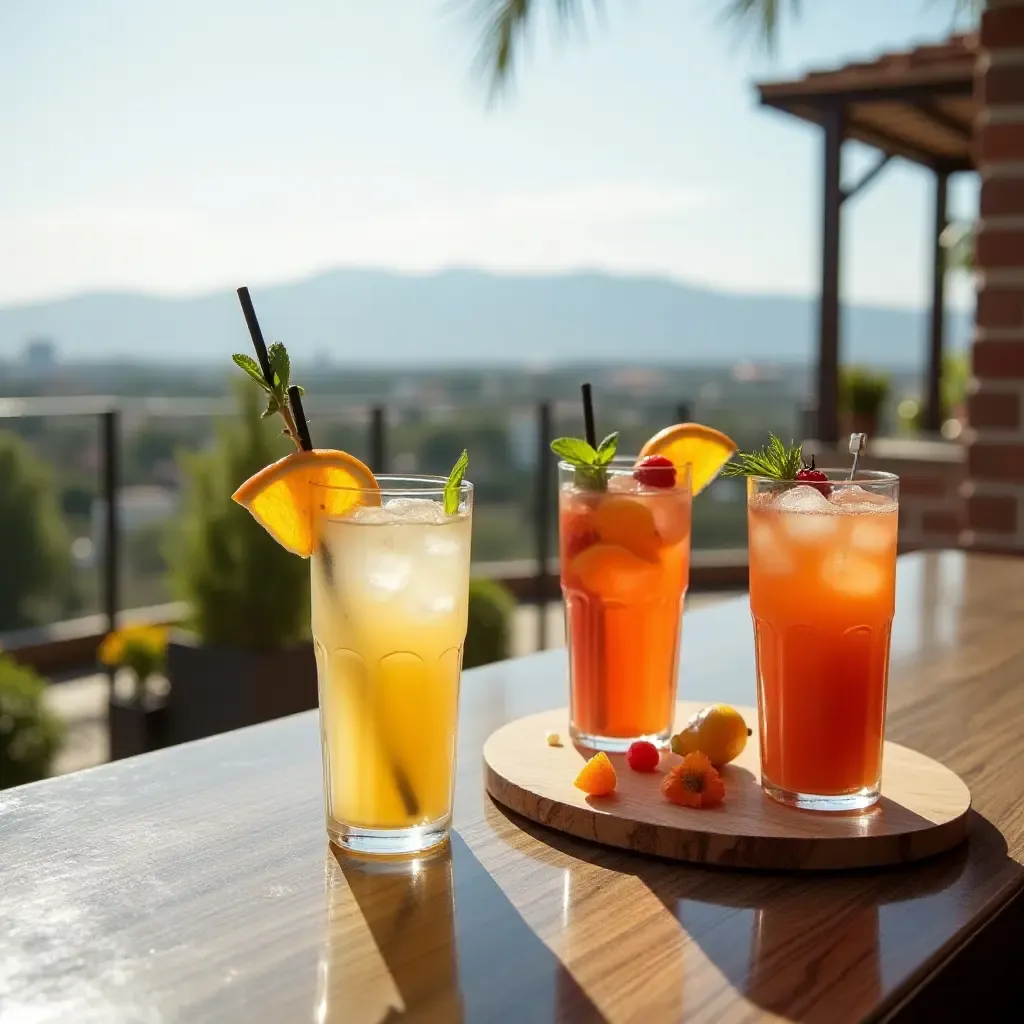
[581,382,597,448]
[289,386,313,452]
[235,286,313,453]
[235,286,418,818]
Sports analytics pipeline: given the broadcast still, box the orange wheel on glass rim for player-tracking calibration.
[231,449,380,557]
[639,423,737,496]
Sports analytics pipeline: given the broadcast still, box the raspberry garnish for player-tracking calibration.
[626,740,660,773]
[633,454,676,489]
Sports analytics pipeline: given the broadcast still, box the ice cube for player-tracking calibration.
[850,518,895,554]
[383,496,449,525]
[351,504,400,525]
[749,519,793,574]
[771,485,838,542]
[829,485,892,510]
[364,551,412,595]
[607,474,642,494]
[820,549,885,598]
[774,485,831,513]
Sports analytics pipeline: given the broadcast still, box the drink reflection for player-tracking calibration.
[316,842,462,1023]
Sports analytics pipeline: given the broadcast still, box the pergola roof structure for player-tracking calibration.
[756,34,979,441]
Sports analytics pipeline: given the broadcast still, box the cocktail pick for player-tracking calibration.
[848,433,867,481]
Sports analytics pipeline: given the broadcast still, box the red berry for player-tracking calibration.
[626,740,660,773]
[633,454,676,489]
[795,456,831,496]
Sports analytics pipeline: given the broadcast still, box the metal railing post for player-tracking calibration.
[676,402,692,424]
[369,406,387,474]
[535,401,553,651]
[100,409,120,638]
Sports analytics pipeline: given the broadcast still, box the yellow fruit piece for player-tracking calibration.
[670,704,750,766]
[546,732,562,747]
[639,423,738,497]
[232,449,380,557]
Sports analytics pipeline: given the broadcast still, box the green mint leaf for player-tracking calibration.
[268,342,290,392]
[261,395,280,420]
[595,431,619,465]
[232,353,271,392]
[550,436,598,466]
[443,449,469,515]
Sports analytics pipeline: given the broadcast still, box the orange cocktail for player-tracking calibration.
[747,470,899,811]
[558,459,693,750]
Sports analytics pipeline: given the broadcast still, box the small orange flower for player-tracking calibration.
[661,751,726,809]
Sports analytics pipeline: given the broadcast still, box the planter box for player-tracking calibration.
[164,632,318,746]
[108,693,169,760]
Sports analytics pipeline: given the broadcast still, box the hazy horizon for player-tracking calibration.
[2,0,978,315]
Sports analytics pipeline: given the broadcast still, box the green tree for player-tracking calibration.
[472,0,983,92]
[169,382,310,651]
[0,432,74,632]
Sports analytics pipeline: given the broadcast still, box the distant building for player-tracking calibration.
[20,337,58,375]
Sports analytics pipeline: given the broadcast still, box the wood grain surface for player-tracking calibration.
[484,703,971,870]
[1,552,1023,1024]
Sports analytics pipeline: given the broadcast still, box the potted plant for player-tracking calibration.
[839,367,890,439]
[464,579,517,669]
[99,624,169,759]
[0,650,65,788]
[163,382,316,746]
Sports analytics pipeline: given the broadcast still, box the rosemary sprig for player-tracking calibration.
[721,433,804,480]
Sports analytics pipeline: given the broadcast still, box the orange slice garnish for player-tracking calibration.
[639,423,737,496]
[232,449,380,556]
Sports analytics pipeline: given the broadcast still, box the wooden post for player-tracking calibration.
[924,170,949,434]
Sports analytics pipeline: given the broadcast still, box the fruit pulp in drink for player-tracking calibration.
[559,474,692,748]
[747,483,898,799]
[311,499,471,833]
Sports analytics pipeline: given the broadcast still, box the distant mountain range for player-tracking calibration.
[0,268,970,369]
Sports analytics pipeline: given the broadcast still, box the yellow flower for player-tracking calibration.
[98,625,168,672]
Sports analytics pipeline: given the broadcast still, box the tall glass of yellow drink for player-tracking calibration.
[311,476,473,856]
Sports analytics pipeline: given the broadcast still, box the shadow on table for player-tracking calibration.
[322,832,605,1023]
[487,802,1020,1023]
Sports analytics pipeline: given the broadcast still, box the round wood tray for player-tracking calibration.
[483,703,971,871]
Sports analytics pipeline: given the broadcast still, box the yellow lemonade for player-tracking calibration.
[311,487,472,852]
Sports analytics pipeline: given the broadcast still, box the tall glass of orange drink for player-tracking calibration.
[558,457,693,751]
[746,468,899,811]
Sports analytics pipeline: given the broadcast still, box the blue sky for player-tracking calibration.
[0,0,977,309]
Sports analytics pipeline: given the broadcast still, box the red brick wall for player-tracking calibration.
[966,0,1024,553]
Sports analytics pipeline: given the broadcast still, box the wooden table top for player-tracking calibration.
[2,551,1023,1024]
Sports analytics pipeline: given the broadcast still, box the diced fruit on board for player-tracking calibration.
[639,424,737,496]
[574,751,617,796]
[626,740,660,773]
[232,449,380,556]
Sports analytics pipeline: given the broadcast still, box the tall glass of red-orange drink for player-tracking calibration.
[558,458,693,751]
[746,468,899,811]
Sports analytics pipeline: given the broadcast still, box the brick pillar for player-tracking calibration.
[963,0,1024,553]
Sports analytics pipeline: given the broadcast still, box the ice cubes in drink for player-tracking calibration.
[820,549,886,598]
[773,485,839,542]
[828,485,892,511]
[748,519,793,574]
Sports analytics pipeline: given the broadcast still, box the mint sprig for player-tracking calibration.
[443,449,469,515]
[232,343,306,450]
[721,433,803,479]
[550,431,618,490]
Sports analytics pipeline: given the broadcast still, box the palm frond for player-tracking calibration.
[721,0,800,56]
[468,0,594,97]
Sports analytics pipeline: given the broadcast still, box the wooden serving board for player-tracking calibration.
[483,702,971,871]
